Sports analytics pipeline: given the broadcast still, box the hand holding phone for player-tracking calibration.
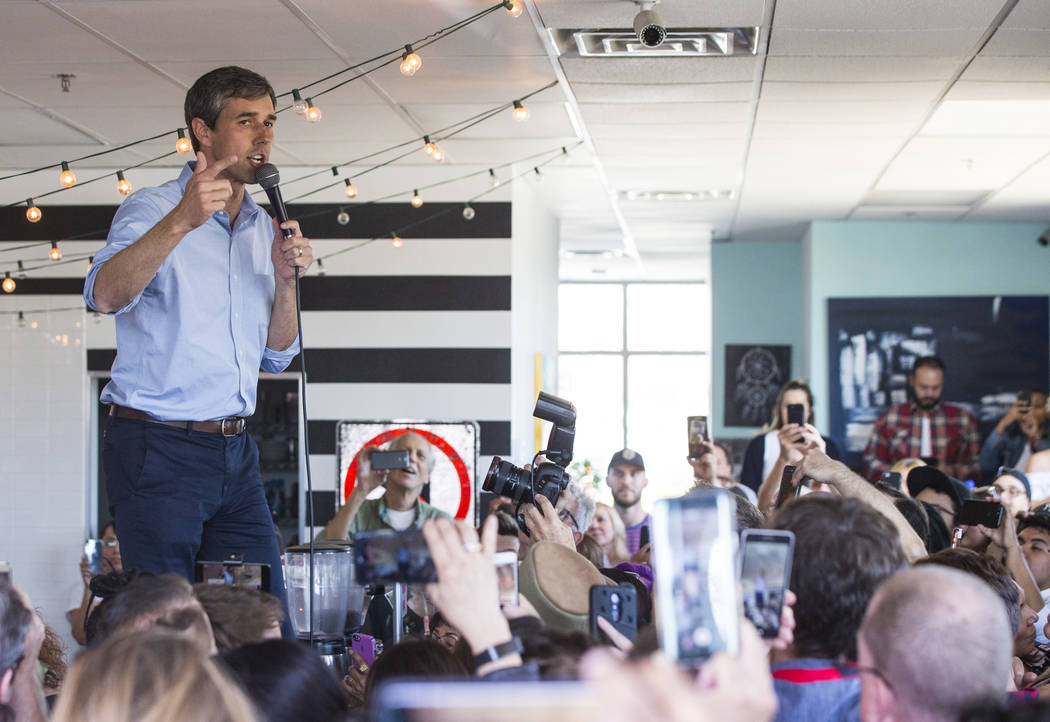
[687,416,709,460]
[786,404,806,426]
[370,450,411,471]
[84,539,104,577]
[589,584,638,644]
[957,499,1004,529]
[775,466,799,510]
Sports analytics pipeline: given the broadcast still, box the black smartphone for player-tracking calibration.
[957,499,1004,529]
[1018,390,1032,412]
[879,471,902,490]
[652,490,739,665]
[638,524,650,550]
[84,539,104,576]
[775,465,798,510]
[589,584,638,643]
[371,450,411,471]
[787,404,805,426]
[354,529,437,585]
[195,560,272,593]
[687,416,709,459]
[739,530,794,639]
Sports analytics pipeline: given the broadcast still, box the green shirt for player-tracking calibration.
[336,496,451,539]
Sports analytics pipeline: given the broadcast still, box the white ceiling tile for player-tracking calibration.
[561,56,759,84]
[756,100,929,124]
[401,102,574,139]
[877,137,1050,191]
[573,82,755,103]
[962,56,1050,82]
[946,81,1050,101]
[771,29,984,58]
[968,151,1050,220]
[761,81,944,102]
[751,121,915,139]
[981,29,1050,57]
[764,56,960,82]
[589,123,746,139]
[0,1,131,64]
[773,0,1000,30]
[850,205,970,220]
[1001,0,1050,30]
[579,102,749,125]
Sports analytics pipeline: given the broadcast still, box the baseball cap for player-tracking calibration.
[608,448,645,472]
[994,466,1032,500]
[519,541,615,634]
[907,466,964,514]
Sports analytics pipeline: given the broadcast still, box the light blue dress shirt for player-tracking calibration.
[84,162,300,421]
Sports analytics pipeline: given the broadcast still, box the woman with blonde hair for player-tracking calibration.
[51,629,257,722]
[587,502,629,566]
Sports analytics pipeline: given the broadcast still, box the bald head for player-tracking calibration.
[858,566,1012,722]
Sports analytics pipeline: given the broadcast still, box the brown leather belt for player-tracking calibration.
[110,404,246,436]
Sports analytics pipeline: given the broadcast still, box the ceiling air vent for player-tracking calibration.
[618,189,733,202]
[548,27,758,58]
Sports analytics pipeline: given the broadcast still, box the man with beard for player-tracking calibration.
[861,356,980,483]
[606,449,651,556]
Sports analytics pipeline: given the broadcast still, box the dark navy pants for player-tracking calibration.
[102,416,291,637]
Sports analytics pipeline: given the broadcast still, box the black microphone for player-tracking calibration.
[255,163,295,238]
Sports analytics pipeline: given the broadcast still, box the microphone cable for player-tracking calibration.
[294,254,316,647]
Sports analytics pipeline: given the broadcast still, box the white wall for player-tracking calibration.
[510,172,560,461]
[0,300,91,654]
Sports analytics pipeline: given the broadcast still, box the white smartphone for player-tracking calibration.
[652,489,739,665]
[493,551,518,607]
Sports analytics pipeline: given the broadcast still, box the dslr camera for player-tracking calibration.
[483,392,576,532]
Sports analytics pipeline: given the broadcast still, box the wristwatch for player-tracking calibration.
[472,636,523,668]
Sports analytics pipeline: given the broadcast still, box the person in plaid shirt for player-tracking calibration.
[861,356,981,483]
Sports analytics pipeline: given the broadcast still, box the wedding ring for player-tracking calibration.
[297,247,304,257]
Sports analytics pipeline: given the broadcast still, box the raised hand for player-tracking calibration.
[175,152,237,229]
[271,218,313,284]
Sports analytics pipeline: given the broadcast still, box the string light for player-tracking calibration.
[17,312,25,329]
[512,100,530,122]
[59,161,76,188]
[533,166,542,179]
[25,199,42,223]
[392,235,403,248]
[176,128,192,154]
[504,0,524,17]
[423,135,436,156]
[16,261,26,280]
[410,190,423,208]
[49,241,62,262]
[316,258,326,276]
[344,179,357,199]
[116,170,132,195]
[488,169,499,187]
[305,98,322,123]
[462,204,475,220]
[432,146,445,162]
[292,89,308,115]
[336,210,350,226]
[87,256,95,271]
[2,273,14,294]
[400,44,422,76]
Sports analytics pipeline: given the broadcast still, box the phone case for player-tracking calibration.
[351,633,379,666]
[589,585,638,643]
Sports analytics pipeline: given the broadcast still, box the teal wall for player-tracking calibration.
[711,240,803,439]
[804,220,1050,428]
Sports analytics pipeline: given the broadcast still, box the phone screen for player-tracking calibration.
[652,491,739,665]
[957,500,1004,529]
[84,539,104,576]
[687,416,709,459]
[195,562,272,593]
[739,530,794,639]
[787,404,805,426]
[494,551,518,607]
[354,529,437,585]
[371,450,411,471]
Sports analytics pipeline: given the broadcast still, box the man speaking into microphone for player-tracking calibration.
[84,66,312,632]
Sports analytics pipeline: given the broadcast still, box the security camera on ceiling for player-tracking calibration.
[632,0,666,48]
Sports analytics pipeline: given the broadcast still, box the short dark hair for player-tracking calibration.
[1019,512,1050,539]
[771,496,906,660]
[364,639,468,702]
[193,583,284,654]
[223,639,350,722]
[912,355,945,374]
[184,66,276,153]
[916,548,1021,636]
[91,573,208,648]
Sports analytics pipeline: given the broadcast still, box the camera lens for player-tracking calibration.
[483,456,533,504]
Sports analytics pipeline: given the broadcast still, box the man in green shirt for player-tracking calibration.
[321,432,451,540]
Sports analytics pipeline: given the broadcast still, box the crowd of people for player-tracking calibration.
[3,363,1050,721]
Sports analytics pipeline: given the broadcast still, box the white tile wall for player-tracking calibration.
[0,298,90,656]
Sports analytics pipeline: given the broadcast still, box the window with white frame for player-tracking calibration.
[557,282,711,503]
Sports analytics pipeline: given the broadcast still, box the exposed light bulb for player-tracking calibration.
[305,99,321,122]
[423,135,436,156]
[462,204,475,221]
[392,235,403,248]
[176,128,192,154]
[432,146,444,162]
[410,190,423,208]
[292,89,308,115]
[2,273,14,294]
[25,199,41,223]
[316,258,327,276]
[344,179,357,199]
[49,241,62,262]
[512,100,530,122]
[488,169,499,187]
[400,45,422,76]
[504,0,524,17]
[116,170,132,196]
[59,161,76,188]
[533,166,542,180]
[16,261,26,280]
[17,311,25,329]
[87,255,94,271]
[336,210,350,226]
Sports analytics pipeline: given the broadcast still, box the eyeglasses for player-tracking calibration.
[855,665,894,691]
[558,508,579,531]
[430,630,459,643]
[993,486,1026,498]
